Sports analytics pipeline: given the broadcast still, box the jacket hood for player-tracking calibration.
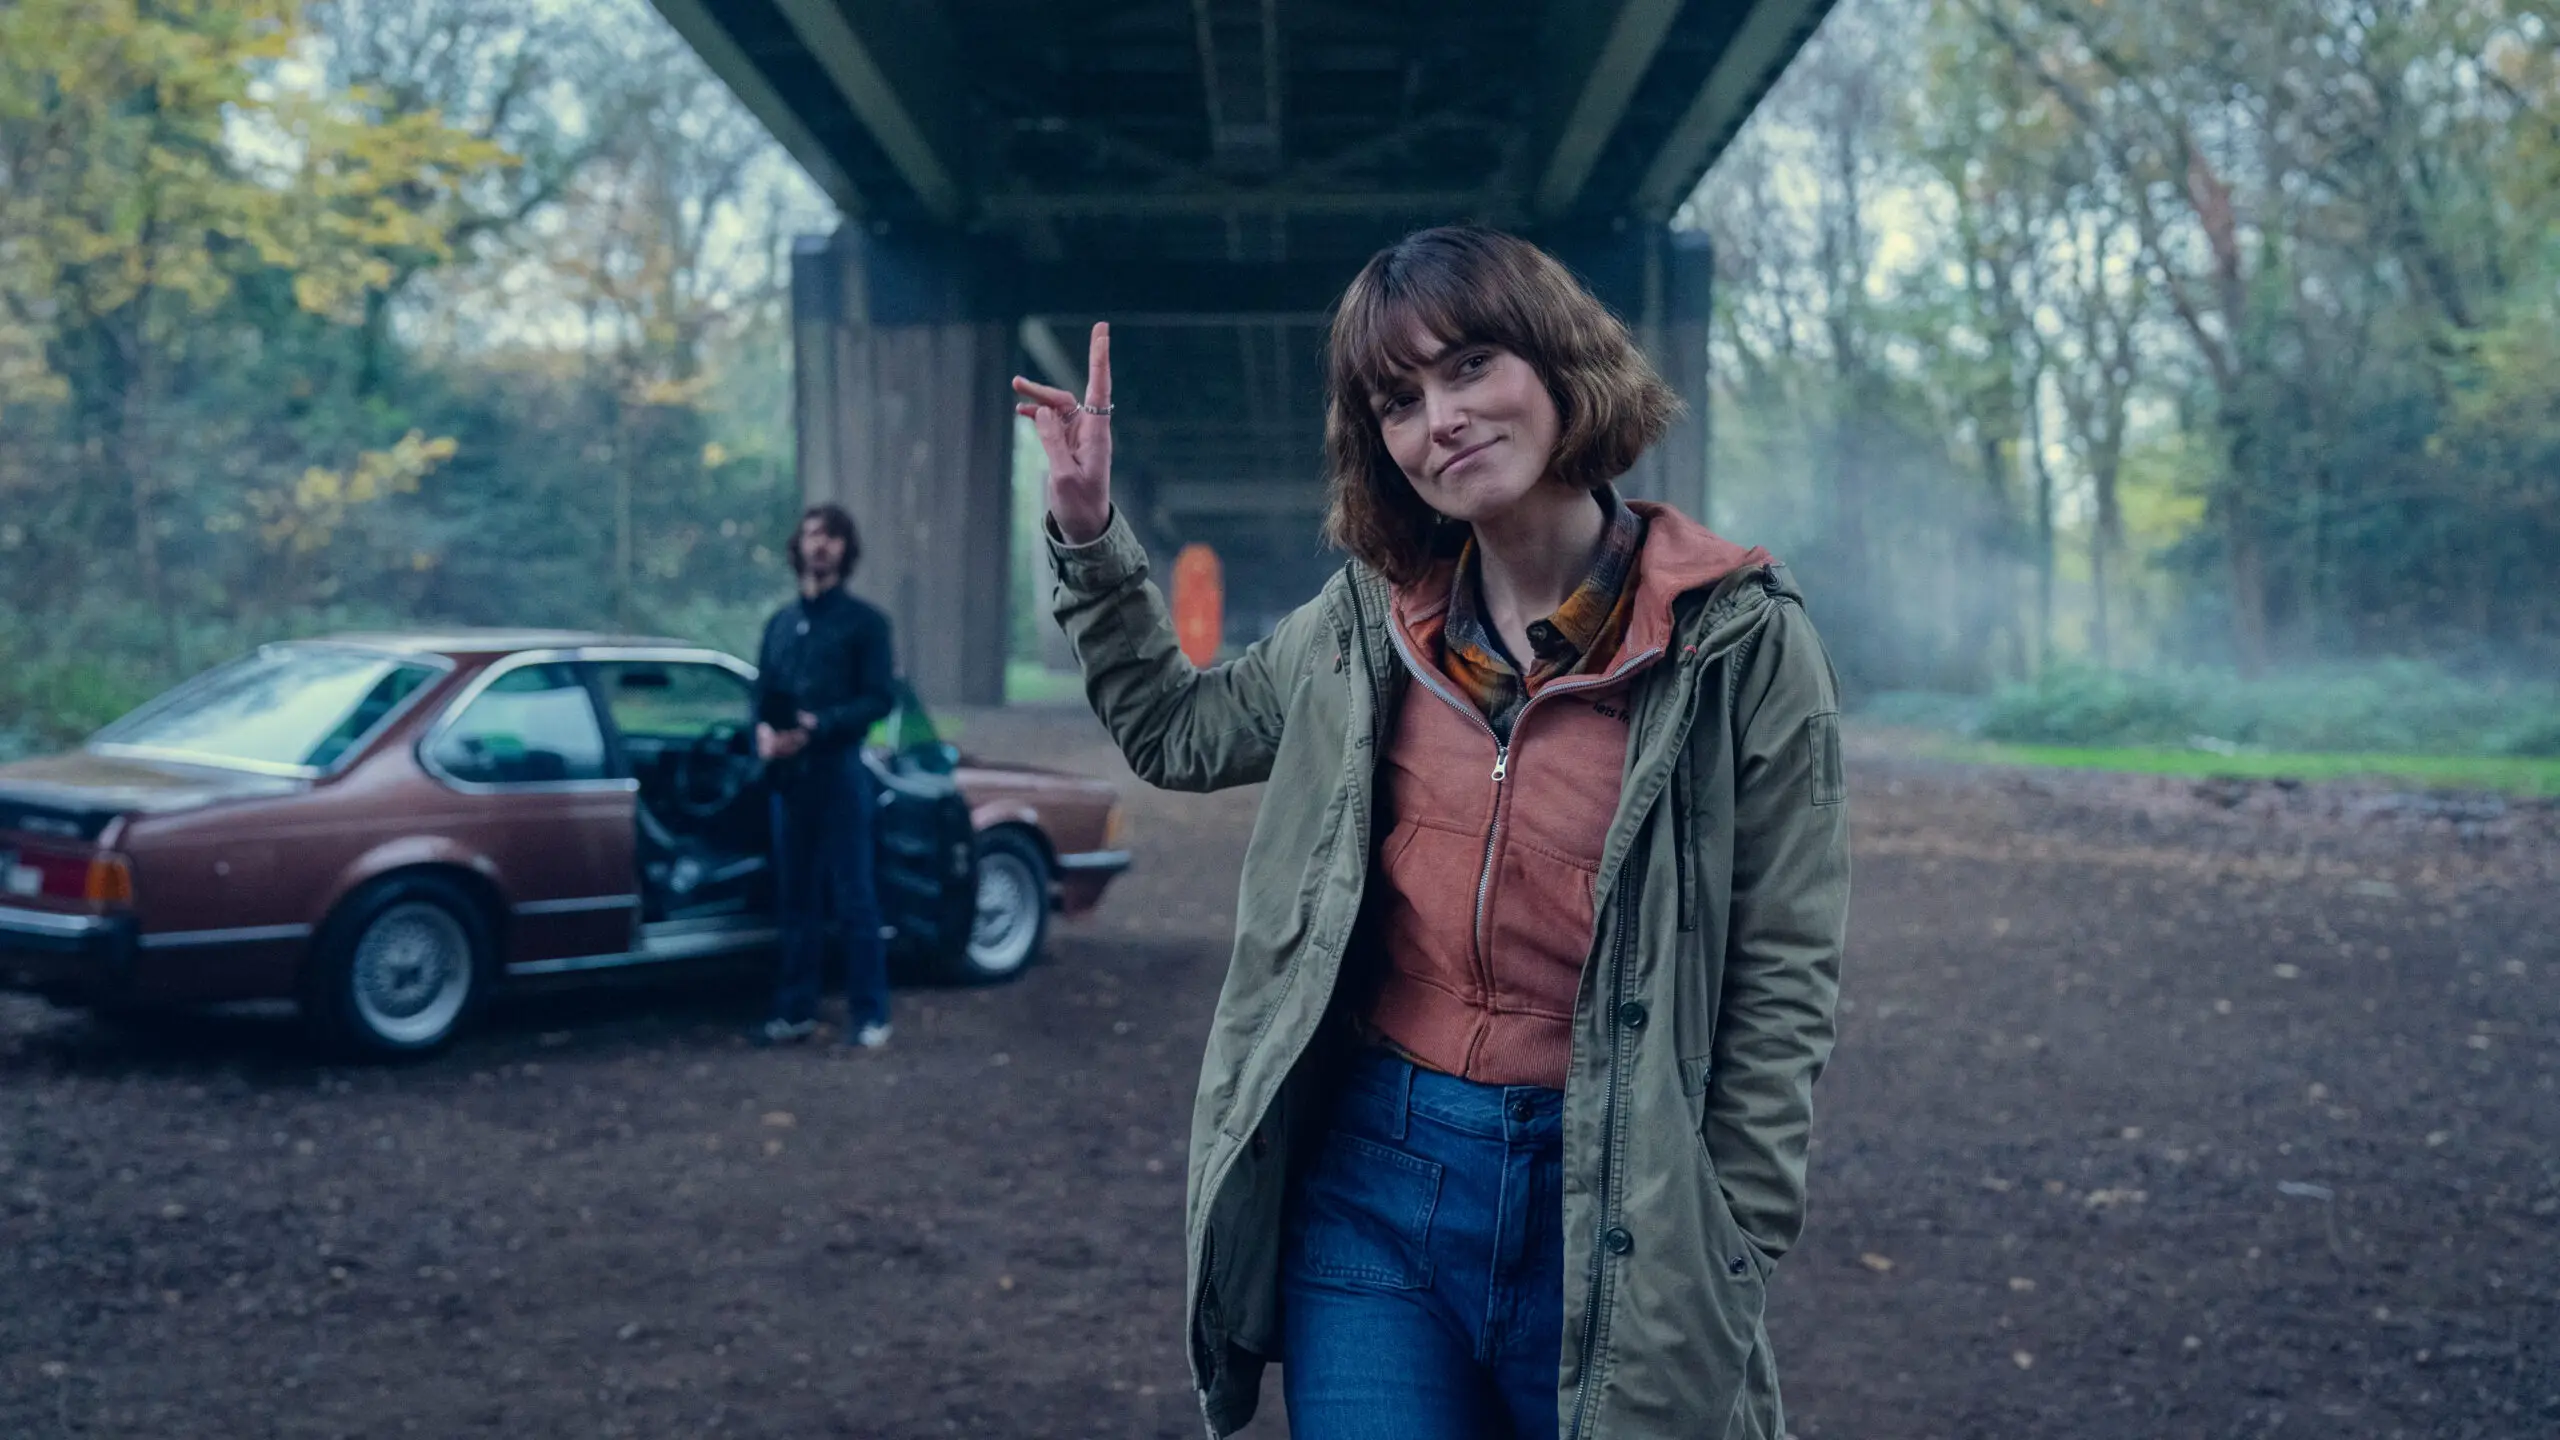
[1622,500,1775,660]
[1385,500,1777,665]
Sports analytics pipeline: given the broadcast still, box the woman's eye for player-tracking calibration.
[1459,352,1489,374]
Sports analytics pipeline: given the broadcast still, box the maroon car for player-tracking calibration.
[0,632,1128,1056]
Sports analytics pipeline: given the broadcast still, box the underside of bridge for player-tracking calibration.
[654,0,1834,703]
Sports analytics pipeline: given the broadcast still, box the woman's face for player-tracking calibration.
[1372,322,1562,525]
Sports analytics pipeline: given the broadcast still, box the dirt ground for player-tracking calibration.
[4,705,2554,1439]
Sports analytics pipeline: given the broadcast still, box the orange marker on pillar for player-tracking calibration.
[1171,544,1224,668]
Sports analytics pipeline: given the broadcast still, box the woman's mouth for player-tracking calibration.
[1436,438,1499,479]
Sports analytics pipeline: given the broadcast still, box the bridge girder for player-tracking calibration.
[669,0,1817,702]
[658,0,1836,245]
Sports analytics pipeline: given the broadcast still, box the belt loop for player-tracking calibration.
[1386,1056,1413,1142]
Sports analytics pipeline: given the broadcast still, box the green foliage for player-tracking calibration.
[0,644,159,757]
[1973,663,2560,758]
[0,594,418,756]
[0,0,826,752]
[1909,737,2560,796]
[1975,667,2202,747]
[1701,0,2560,688]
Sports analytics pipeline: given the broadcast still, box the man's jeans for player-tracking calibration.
[1281,1048,1566,1440]
[767,745,888,1031]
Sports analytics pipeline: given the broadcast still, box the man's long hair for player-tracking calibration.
[788,502,861,577]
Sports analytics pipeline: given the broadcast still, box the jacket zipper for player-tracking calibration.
[1371,621,1669,1437]
[1382,621,1511,985]
[1382,620,1668,991]
[1566,854,1641,1440]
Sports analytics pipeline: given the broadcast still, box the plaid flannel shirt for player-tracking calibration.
[1438,489,1646,743]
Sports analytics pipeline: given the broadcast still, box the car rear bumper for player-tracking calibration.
[1054,849,1132,877]
[0,903,138,1000]
[1052,849,1132,914]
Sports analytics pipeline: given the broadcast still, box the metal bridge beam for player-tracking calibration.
[767,0,969,223]
[1638,0,1832,218]
[1530,0,1685,219]
[649,0,861,212]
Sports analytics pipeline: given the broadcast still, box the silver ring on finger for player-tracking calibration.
[1075,402,1114,417]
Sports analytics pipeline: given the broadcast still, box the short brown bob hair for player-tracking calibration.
[787,502,861,577]
[1321,226,1680,585]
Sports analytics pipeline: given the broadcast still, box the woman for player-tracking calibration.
[1014,227,1849,1440]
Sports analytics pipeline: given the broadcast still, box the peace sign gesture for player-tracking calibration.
[1012,322,1114,545]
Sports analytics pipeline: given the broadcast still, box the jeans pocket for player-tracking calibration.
[1288,1129,1443,1291]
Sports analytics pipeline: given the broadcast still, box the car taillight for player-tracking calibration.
[83,854,136,906]
[9,847,91,902]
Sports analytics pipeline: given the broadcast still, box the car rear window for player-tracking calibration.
[92,647,442,775]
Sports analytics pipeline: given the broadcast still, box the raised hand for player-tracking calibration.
[1012,322,1113,545]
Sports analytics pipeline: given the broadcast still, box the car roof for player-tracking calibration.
[295,629,717,662]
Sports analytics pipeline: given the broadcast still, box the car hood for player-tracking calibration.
[0,749,303,823]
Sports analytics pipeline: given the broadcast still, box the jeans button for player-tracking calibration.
[1604,1226,1635,1256]
[1727,1254,1750,1276]
[1617,1000,1648,1030]
[1507,1095,1535,1124]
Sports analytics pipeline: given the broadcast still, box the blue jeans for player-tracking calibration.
[767,746,888,1031]
[1281,1049,1566,1440]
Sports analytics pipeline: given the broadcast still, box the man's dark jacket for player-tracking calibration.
[753,586,897,785]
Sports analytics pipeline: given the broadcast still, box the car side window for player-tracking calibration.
[595,662,752,740]
[427,663,609,786]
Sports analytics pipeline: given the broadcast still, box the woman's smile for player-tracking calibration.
[1436,436,1501,480]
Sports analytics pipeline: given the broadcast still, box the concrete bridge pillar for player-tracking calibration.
[1544,224,1714,521]
[1647,227,1715,525]
[793,228,1015,707]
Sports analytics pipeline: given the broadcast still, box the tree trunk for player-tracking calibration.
[358,286,394,399]
[615,396,635,633]
[114,310,179,666]
[2226,500,2270,678]
[2089,445,2121,669]
[2222,408,2271,677]
[2026,378,2057,670]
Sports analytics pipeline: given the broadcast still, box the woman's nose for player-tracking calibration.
[1427,395,1468,445]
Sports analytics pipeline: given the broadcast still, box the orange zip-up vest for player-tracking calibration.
[1363,503,1769,1087]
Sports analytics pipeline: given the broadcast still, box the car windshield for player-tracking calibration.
[92,645,442,774]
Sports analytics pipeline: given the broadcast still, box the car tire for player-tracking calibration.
[305,874,492,1059]
[946,827,1049,984]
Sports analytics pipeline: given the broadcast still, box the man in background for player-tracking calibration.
[754,503,898,1047]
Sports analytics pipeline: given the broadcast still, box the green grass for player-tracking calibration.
[1914,735,2560,795]
[1004,661,1087,706]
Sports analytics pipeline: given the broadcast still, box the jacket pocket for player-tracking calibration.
[1284,1130,1443,1290]
[1672,752,1699,934]
[1692,1132,1776,1285]
[1377,818,1494,999]
[1807,710,1845,808]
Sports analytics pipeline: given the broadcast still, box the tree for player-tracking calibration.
[306,0,625,394]
[0,0,502,654]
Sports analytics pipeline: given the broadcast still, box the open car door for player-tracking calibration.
[586,658,769,923]
[865,681,975,967]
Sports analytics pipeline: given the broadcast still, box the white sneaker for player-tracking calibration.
[853,1022,892,1049]
[756,1017,818,1045]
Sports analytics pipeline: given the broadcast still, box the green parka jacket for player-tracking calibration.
[1049,505,1850,1440]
